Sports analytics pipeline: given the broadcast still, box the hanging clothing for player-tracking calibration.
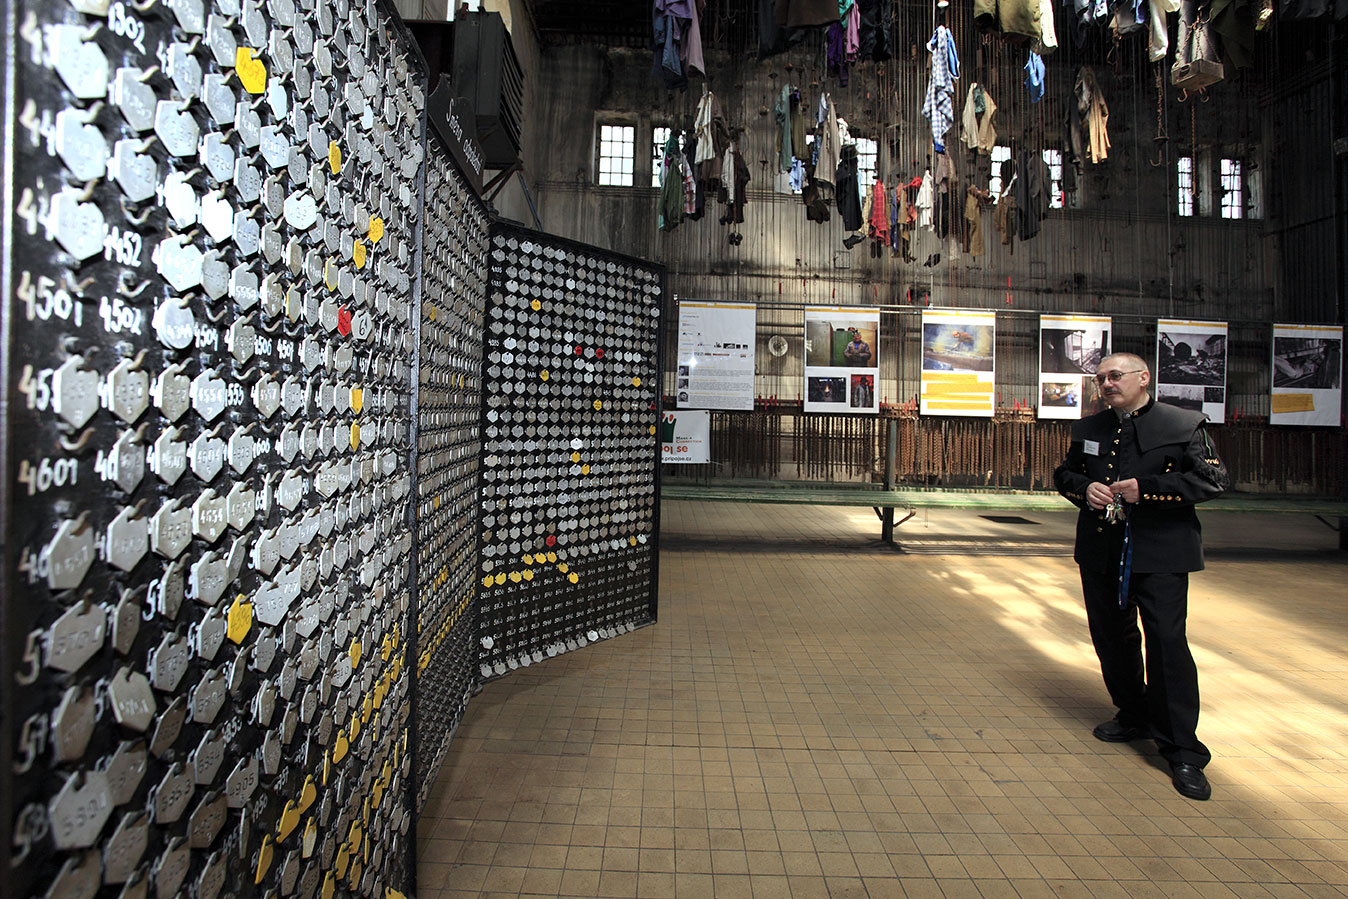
[775,0,838,26]
[915,170,934,230]
[844,3,861,58]
[1148,0,1181,61]
[964,186,987,257]
[682,130,706,220]
[652,1,706,90]
[814,94,840,192]
[960,84,998,154]
[1013,149,1051,240]
[995,190,1017,252]
[681,155,697,214]
[1068,0,1112,46]
[774,85,793,171]
[888,183,900,250]
[857,0,892,60]
[869,180,889,244]
[694,91,730,183]
[826,22,850,86]
[835,144,863,231]
[1034,0,1059,51]
[975,0,1046,42]
[1025,51,1045,103]
[1075,67,1110,163]
[1112,0,1146,36]
[921,26,960,152]
[789,90,808,160]
[657,135,683,231]
[720,144,750,225]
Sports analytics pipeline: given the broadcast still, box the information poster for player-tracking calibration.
[1155,319,1227,423]
[921,309,996,417]
[1038,314,1110,420]
[676,301,756,409]
[1270,323,1343,426]
[660,410,711,463]
[803,307,880,413]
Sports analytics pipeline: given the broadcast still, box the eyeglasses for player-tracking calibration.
[1093,369,1144,385]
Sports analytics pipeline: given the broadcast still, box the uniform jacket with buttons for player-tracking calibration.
[1053,399,1229,574]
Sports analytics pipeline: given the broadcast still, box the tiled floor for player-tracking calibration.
[417,501,1348,898]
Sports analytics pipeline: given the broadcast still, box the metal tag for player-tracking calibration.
[149,695,187,758]
[190,729,226,786]
[152,297,195,350]
[150,633,191,692]
[152,364,191,423]
[47,602,107,673]
[103,812,149,884]
[109,667,156,732]
[192,489,228,543]
[149,500,191,559]
[151,764,194,825]
[197,850,227,899]
[189,430,227,483]
[102,740,149,806]
[48,770,112,849]
[153,837,191,899]
[187,791,228,848]
[106,359,150,424]
[105,506,149,574]
[46,849,101,899]
[150,428,188,486]
[190,668,227,725]
[225,757,259,809]
[192,554,230,610]
[158,558,186,619]
[47,516,95,591]
[111,589,142,655]
[260,726,282,774]
[106,428,146,494]
[51,685,96,762]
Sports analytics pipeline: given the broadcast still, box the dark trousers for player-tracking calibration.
[1080,567,1211,768]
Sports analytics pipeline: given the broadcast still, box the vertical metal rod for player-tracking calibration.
[882,419,897,542]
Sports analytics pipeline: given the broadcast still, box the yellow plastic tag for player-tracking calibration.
[235,48,267,94]
[633,377,642,386]
[428,304,437,321]
[558,563,569,574]
[353,240,366,270]
[581,464,590,475]
[493,573,506,586]
[227,595,252,644]
[302,819,318,858]
[568,572,579,584]
[254,835,274,884]
[593,400,603,410]
[329,141,342,175]
[571,452,581,463]
[324,260,338,292]
[332,731,349,764]
[509,570,521,583]
[350,421,360,451]
[321,873,336,899]
[481,575,492,587]
[368,217,384,243]
[349,638,362,670]
[349,388,364,414]
[531,299,541,311]
[540,370,549,381]
[298,776,318,814]
[277,800,300,842]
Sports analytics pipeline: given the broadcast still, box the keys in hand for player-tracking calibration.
[1104,494,1127,524]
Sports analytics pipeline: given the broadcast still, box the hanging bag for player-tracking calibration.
[1171,0,1224,91]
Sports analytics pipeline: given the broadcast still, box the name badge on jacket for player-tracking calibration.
[1083,440,1101,456]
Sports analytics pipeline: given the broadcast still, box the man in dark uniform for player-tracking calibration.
[1053,353,1229,800]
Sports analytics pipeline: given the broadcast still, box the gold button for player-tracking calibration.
[1107,464,1113,469]
[1096,527,1103,533]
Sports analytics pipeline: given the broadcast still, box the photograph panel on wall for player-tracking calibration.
[920,309,996,417]
[803,307,880,413]
[676,301,757,410]
[1270,324,1343,426]
[1039,314,1111,420]
[1156,319,1228,423]
[661,410,711,463]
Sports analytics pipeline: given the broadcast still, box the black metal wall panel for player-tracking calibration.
[1,1,427,896]
[477,225,664,677]
[412,135,489,811]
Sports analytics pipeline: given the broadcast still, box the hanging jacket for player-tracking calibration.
[774,85,793,171]
[694,91,730,183]
[789,90,808,160]
[1013,149,1050,240]
[960,84,998,154]
[720,145,751,224]
[835,145,863,231]
[1075,67,1110,163]
[814,94,840,191]
[857,0,892,60]
[657,134,683,231]
[916,171,934,230]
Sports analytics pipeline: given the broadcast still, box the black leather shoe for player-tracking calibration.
[1171,764,1212,801]
[1092,719,1147,742]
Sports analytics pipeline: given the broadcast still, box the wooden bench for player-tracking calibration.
[660,481,1348,546]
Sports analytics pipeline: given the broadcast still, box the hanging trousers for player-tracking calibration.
[1079,566,1211,768]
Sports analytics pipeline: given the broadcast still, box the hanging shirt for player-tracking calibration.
[869,180,889,243]
[916,170,934,230]
[658,135,683,231]
[1148,0,1181,60]
[921,26,960,152]
[814,93,840,190]
[775,84,793,171]
[1024,51,1045,102]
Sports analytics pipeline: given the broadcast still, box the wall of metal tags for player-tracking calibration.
[2,0,428,896]
[410,133,489,814]
[478,226,665,678]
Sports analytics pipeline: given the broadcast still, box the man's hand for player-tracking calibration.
[1085,482,1114,510]
[1113,478,1140,503]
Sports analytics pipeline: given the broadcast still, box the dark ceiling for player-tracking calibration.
[528,0,653,46]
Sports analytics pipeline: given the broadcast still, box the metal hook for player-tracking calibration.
[59,427,96,453]
[120,198,154,226]
[117,273,154,299]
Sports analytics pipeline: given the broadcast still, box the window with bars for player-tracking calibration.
[855,137,878,189]
[1177,156,1195,217]
[1042,149,1064,209]
[988,145,1011,199]
[597,123,635,186]
[1220,158,1243,219]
